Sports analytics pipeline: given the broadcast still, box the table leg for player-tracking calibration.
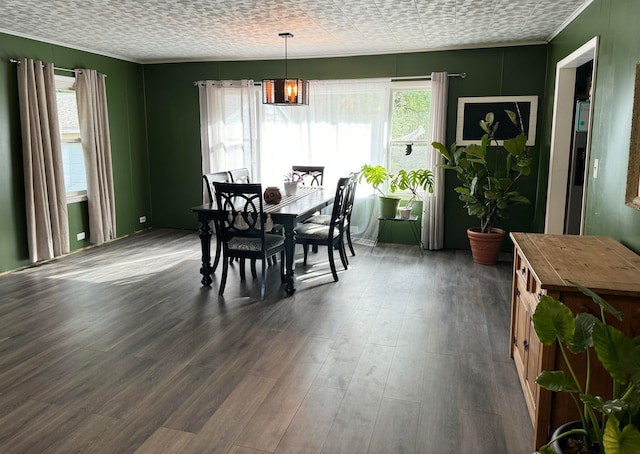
[283,222,296,295]
[409,220,424,257]
[198,216,213,287]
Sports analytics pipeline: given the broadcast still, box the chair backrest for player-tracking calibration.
[292,165,325,186]
[203,171,231,203]
[328,176,351,232]
[213,182,266,243]
[344,172,358,222]
[228,167,251,184]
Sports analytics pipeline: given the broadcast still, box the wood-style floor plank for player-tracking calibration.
[0,229,533,454]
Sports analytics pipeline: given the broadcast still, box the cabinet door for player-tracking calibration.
[524,308,542,412]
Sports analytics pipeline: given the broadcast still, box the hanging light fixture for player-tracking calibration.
[262,33,308,105]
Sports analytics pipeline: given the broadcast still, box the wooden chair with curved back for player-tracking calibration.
[291,165,325,186]
[213,182,285,300]
[304,172,358,259]
[202,171,232,273]
[294,176,350,282]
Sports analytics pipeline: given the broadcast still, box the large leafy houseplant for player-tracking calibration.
[432,109,533,233]
[533,282,640,454]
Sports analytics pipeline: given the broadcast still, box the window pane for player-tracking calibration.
[61,142,87,192]
[56,87,87,194]
[388,142,428,178]
[390,90,431,141]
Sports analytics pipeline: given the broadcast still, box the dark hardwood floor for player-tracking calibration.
[0,228,533,453]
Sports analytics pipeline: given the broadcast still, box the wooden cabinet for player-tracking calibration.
[509,233,640,449]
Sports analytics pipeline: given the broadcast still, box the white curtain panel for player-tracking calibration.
[259,78,392,244]
[76,69,116,244]
[198,80,259,202]
[16,58,70,263]
[424,72,449,250]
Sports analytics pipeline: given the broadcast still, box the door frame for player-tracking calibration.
[544,36,599,234]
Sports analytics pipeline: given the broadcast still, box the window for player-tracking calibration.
[387,81,431,180]
[55,74,87,202]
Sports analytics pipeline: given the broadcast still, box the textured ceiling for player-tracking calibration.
[0,0,591,64]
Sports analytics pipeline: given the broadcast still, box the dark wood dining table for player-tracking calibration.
[191,186,334,295]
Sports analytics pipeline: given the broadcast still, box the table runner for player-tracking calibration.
[263,186,324,213]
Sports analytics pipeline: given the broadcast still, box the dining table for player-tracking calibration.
[191,186,334,295]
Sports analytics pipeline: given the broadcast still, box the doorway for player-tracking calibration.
[544,37,599,234]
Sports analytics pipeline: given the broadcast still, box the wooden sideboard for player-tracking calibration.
[508,232,640,449]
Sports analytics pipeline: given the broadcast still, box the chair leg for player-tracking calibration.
[271,254,277,265]
[312,245,318,253]
[239,258,246,280]
[260,258,266,300]
[338,239,348,270]
[219,255,229,296]
[347,227,356,256]
[213,231,222,273]
[251,259,257,278]
[303,244,309,265]
[327,242,339,282]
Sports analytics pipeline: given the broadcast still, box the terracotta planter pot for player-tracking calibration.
[466,227,506,265]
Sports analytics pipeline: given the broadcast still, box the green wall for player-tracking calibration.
[540,0,640,254]
[144,46,548,249]
[0,33,150,272]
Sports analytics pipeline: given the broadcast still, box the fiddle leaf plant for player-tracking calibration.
[432,107,533,233]
[533,281,640,454]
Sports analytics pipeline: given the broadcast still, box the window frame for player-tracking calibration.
[386,80,432,193]
[55,74,87,203]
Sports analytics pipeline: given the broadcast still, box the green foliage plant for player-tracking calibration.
[533,281,640,454]
[359,164,396,198]
[389,169,434,209]
[432,107,533,233]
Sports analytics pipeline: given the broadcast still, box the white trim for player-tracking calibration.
[544,36,599,234]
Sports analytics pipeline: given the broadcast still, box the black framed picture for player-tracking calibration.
[456,96,538,146]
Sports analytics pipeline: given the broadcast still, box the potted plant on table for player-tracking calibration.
[532,281,640,454]
[432,108,533,265]
[359,164,400,218]
[390,168,434,219]
[283,171,303,197]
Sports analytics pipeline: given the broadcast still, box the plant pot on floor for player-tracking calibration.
[378,196,400,219]
[550,421,599,454]
[466,227,506,265]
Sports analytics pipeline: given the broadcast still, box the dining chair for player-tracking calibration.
[304,172,358,258]
[226,167,280,266]
[202,171,232,273]
[291,165,325,186]
[228,167,251,184]
[294,176,350,282]
[213,182,285,300]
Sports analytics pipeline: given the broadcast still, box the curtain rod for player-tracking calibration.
[10,58,78,75]
[391,72,467,81]
[193,72,467,87]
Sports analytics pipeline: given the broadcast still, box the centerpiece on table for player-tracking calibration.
[283,171,304,197]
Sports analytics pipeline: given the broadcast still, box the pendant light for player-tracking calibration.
[262,33,308,105]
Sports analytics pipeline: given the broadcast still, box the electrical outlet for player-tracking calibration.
[76,232,85,241]
[139,216,147,223]
[593,158,599,179]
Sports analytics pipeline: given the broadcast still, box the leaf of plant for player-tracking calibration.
[593,323,634,384]
[603,415,640,454]
[536,370,579,392]
[485,112,494,125]
[566,280,624,321]
[533,295,575,345]
[567,312,597,353]
[505,109,517,125]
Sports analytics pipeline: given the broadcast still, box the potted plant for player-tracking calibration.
[533,281,640,454]
[359,164,401,218]
[283,171,303,197]
[390,168,434,219]
[432,108,532,265]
